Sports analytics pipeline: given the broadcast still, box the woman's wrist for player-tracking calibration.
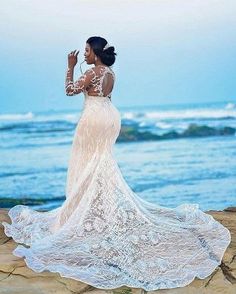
[66,67,75,85]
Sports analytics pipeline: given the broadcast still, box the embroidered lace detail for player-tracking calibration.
[65,66,115,99]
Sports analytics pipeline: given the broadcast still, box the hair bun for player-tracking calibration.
[105,46,116,55]
[86,36,117,66]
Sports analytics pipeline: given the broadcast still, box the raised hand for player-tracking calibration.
[68,50,79,68]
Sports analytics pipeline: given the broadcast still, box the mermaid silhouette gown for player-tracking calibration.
[1,65,231,291]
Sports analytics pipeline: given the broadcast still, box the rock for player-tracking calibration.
[0,207,235,294]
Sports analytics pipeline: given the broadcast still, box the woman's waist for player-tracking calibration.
[83,94,116,107]
[84,93,111,101]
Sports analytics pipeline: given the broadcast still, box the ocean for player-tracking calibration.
[0,100,235,212]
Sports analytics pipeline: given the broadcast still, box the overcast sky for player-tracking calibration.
[1,0,236,112]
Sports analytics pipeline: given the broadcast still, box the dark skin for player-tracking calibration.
[67,43,106,68]
[66,43,112,97]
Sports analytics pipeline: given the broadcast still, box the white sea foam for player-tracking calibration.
[145,109,236,120]
[139,121,147,127]
[225,102,235,110]
[122,112,135,119]
[155,121,173,129]
[0,112,34,121]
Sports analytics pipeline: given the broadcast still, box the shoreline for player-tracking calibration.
[0,207,235,293]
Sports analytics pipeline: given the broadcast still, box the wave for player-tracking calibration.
[0,120,75,133]
[0,167,67,178]
[1,103,236,144]
[117,124,236,142]
[2,103,236,125]
[225,102,235,110]
[2,141,72,149]
[0,112,81,124]
[0,112,34,121]
[0,196,65,208]
[143,109,236,120]
[3,116,234,134]
[0,122,235,146]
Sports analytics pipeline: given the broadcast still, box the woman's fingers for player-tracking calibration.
[67,49,79,67]
[68,50,79,56]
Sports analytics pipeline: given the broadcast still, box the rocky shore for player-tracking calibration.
[0,207,235,294]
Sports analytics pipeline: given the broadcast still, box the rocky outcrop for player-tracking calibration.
[0,207,235,294]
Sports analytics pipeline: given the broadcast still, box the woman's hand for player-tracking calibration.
[67,50,79,68]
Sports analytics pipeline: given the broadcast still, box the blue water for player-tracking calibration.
[0,100,235,211]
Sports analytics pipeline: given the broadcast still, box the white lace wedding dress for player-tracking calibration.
[1,65,231,291]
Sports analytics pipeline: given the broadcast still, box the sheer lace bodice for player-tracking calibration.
[65,65,115,99]
[1,65,231,291]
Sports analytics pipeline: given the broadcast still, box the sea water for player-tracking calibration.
[0,100,235,211]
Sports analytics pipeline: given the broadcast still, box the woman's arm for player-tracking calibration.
[65,49,95,96]
[65,67,95,96]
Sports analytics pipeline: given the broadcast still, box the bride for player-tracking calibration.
[1,36,231,291]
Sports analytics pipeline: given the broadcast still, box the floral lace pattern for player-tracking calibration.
[1,91,231,291]
[65,66,115,98]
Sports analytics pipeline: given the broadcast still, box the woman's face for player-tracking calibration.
[84,43,95,64]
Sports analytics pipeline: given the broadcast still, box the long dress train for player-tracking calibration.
[1,68,231,291]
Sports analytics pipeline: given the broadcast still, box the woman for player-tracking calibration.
[1,36,231,291]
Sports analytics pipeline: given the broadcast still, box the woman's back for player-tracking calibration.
[85,65,115,98]
[65,64,115,99]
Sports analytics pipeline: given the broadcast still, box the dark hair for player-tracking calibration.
[86,36,117,66]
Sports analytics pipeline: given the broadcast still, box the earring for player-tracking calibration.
[94,55,98,62]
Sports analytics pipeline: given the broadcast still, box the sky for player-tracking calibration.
[1,0,236,113]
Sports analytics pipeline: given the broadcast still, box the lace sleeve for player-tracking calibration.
[65,68,95,96]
